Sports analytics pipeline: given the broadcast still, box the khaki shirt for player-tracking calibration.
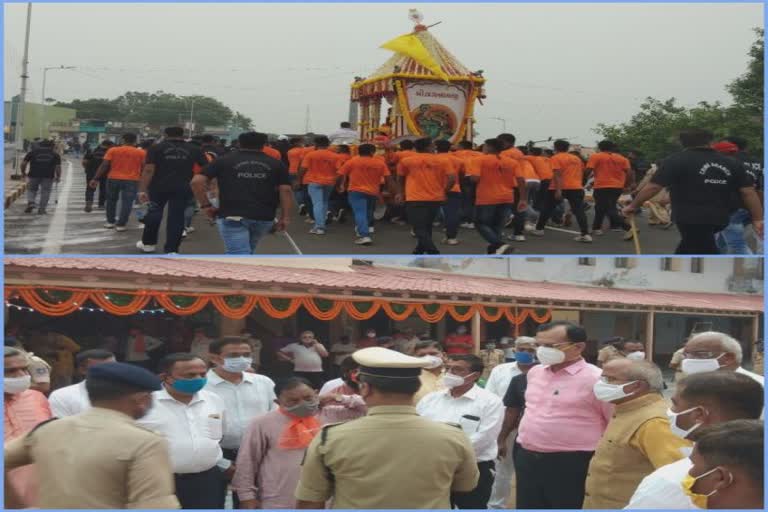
[4,407,180,509]
[295,405,479,509]
[479,349,505,380]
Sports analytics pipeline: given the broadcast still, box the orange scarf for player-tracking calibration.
[278,409,321,450]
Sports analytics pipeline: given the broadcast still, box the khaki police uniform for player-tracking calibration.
[295,347,480,509]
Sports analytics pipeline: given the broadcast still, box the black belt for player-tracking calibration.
[174,467,218,479]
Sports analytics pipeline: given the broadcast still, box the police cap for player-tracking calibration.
[353,347,428,379]
[87,362,162,391]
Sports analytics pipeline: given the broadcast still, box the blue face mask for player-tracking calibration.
[515,351,536,365]
[171,377,207,395]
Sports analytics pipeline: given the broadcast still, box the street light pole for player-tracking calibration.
[12,2,32,179]
[491,116,508,133]
[187,98,195,138]
[40,65,75,138]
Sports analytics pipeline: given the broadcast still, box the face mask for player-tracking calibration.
[536,346,567,365]
[442,373,469,388]
[666,406,703,439]
[486,344,496,350]
[171,377,207,395]
[681,467,729,509]
[456,328,467,335]
[222,356,253,373]
[593,379,638,402]
[626,351,646,361]
[285,399,319,418]
[367,333,376,338]
[681,356,723,375]
[4,375,31,395]
[515,351,536,365]
[420,355,443,369]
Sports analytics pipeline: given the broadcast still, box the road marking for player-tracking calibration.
[544,226,581,235]
[40,160,73,254]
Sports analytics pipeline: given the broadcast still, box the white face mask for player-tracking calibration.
[626,351,646,361]
[441,373,468,388]
[456,328,467,335]
[367,332,376,338]
[4,375,31,395]
[593,379,638,402]
[536,346,566,365]
[681,356,723,375]
[420,355,443,369]
[666,406,703,439]
[222,356,253,373]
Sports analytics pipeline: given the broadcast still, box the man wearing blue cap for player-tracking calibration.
[4,362,180,509]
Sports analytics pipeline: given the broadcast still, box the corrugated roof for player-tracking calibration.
[4,258,762,314]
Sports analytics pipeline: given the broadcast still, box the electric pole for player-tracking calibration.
[12,3,32,179]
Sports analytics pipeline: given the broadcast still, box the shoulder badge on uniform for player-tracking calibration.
[446,422,462,429]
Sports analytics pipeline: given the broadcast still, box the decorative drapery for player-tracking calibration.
[5,286,552,325]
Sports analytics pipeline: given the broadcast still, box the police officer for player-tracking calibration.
[21,139,61,215]
[82,139,115,212]
[4,362,180,509]
[295,347,479,509]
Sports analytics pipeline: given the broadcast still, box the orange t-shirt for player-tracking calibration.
[549,152,585,190]
[287,147,306,174]
[453,150,482,161]
[397,154,455,202]
[263,146,281,161]
[518,159,539,181]
[338,156,391,196]
[192,152,215,175]
[104,146,146,181]
[336,153,352,167]
[501,147,525,160]
[302,149,343,186]
[466,155,520,206]
[587,152,630,189]
[436,153,465,193]
[525,155,554,181]
[389,150,418,167]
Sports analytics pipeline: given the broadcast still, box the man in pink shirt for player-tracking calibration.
[318,357,366,425]
[514,322,613,509]
[4,347,52,508]
[233,377,321,509]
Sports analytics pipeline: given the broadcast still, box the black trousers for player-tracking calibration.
[451,460,495,509]
[294,371,325,390]
[536,189,589,235]
[512,189,527,236]
[84,169,107,206]
[513,444,594,509]
[221,448,241,509]
[175,467,226,510]
[592,187,629,231]
[406,202,442,254]
[676,223,726,254]
[535,180,551,211]
[142,186,190,253]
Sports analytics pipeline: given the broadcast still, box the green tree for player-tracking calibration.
[55,98,122,120]
[594,29,763,161]
[231,112,253,131]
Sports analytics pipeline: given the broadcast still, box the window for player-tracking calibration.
[690,258,704,274]
[578,258,596,266]
[615,257,635,269]
[526,257,544,262]
[661,258,681,272]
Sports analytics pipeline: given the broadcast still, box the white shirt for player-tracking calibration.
[330,343,357,366]
[484,362,522,398]
[625,456,694,509]
[138,387,226,474]
[281,342,324,372]
[125,334,163,362]
[736,366,765,385]
[48,380,91,417]
[204,369,276,451]
[328,128,360,145]
[320,378,344,396]
[416,384,504,462]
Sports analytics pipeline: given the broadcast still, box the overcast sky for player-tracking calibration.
[4,3,763,144]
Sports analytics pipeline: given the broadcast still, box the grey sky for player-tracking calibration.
[4,3,762,144]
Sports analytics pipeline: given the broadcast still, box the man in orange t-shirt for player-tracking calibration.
[298,136,343,234]
[287,138,308,214]
[90,133,146,231]
[396,138,456,254]
[466,138,525,254]
[338,143,395,245]
[329,145,353,224]
[533,139,591,242]
[387,140,419,224]
[526,147,554,213]
[586,140,633,238]
[435,140,466,245]
[454,140,482,229]
[498,133,525,160]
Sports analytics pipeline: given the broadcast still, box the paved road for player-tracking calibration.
[5,157,684,255]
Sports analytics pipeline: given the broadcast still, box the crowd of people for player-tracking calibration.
[18,124,763,255]
[3,322,763,509]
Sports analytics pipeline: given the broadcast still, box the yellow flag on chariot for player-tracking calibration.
[380,33,450,82]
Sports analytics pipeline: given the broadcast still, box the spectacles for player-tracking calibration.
[683,351,724,360]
